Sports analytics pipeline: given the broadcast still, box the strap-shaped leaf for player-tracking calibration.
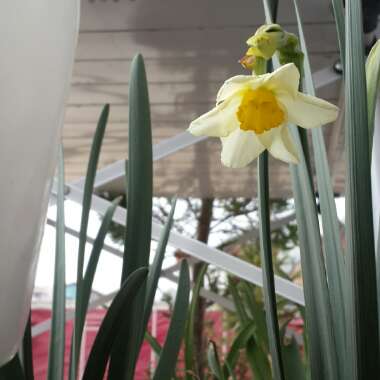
[143,198,177,335]
[261,2,340,379]
[144,331,162,356]
[153,260,190,380]
[223,322,255,377]
[72,197,121,363]
[330,0,345,68]
[366,40,380,152]
[207,341,225,380]
[292,1,346,375]
[345,0,380,378]
[47,146,66,380]
[81,268,148,380]
[0,355,25,380]
[280,331,306,380]
[21,314,34,380]
[245,337,272,380]
[70,104,110,380]
[184,263,208,380]
[109,53,153,379]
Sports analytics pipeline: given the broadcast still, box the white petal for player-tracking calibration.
[216,75,265,103]
[267,126,299,163]
[263,63,300,98]
[278,92,339,128]
[220,128,265,168]
[188,96,241,137]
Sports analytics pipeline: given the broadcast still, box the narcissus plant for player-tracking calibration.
[188,63,338,168]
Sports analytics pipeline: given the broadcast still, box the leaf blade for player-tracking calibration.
[344,0,380,377]
[109,53,153,380]
[70,104,110,380]
[47,146,66,380]
[81,268,148,380]
[153,260,191,380]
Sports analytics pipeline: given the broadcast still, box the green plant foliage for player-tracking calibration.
[81,268,148,380]
[47,147,66,380]
[344,0,380,378]
[109,53,153,380]
[281,334,305,380]
[0,355,25,380]
[262,2,340,379]
[21,315,34,380]
[258,151,285,380]
[70,104,110,380]
[245,338,272,380]
[74,197,121,357]
[143,198,177,337]
[145,332,162,356]
[153,260,191,380]
[184,263,208,380]
[223,322,256,377]
[292,0,346,375]
[366,40,380,151]
[207,341,225,380]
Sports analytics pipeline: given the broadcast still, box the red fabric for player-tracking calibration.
[31,309,223,380]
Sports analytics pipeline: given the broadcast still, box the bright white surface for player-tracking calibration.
[0,1,79,365]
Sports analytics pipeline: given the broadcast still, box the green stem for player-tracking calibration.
[255,61,285,380]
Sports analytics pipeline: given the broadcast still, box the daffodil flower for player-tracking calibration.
[188,63,339,168]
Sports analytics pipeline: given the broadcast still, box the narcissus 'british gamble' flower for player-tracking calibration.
[188,63,339,168]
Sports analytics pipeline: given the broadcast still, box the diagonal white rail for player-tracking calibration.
[50,183,304,305]
[72,132,206,189]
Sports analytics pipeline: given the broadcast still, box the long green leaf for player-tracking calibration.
[207,341,225,380]
[292,0,346,374]
[239,282,268,353]
[223,322,256,377]
[289,129,339,380]
[0,355,25,380]
[109,53,153,380]
[70,104,110,380]
[48,146,66,380]
[143,199,177,335]
[258,151,285,380]
[345,0,380,378]
[184,263,208,380]
[281,334,305,380]
[330,0,345,68]
[229,280,249,324]
[245,338,272,380]
[73,197,121,360]
[81,268,148,380]
[145,331,163,356]
[224,362,237,380]
[366,40,380,152]
[153,260,190,380]
[21,314,34,380]
[261,2,340,378]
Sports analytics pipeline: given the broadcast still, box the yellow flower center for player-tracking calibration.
[236,88,285,134]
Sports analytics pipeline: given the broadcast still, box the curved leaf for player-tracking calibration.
[184,264,208,380]
[109,53,153,380]
[81,268,148,380]
[48,146,66,380]
[153,261,190,380]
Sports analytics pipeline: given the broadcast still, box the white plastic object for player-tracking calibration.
[0,1,79,365]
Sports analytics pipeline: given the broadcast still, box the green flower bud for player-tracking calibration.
[245,24,287,60]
